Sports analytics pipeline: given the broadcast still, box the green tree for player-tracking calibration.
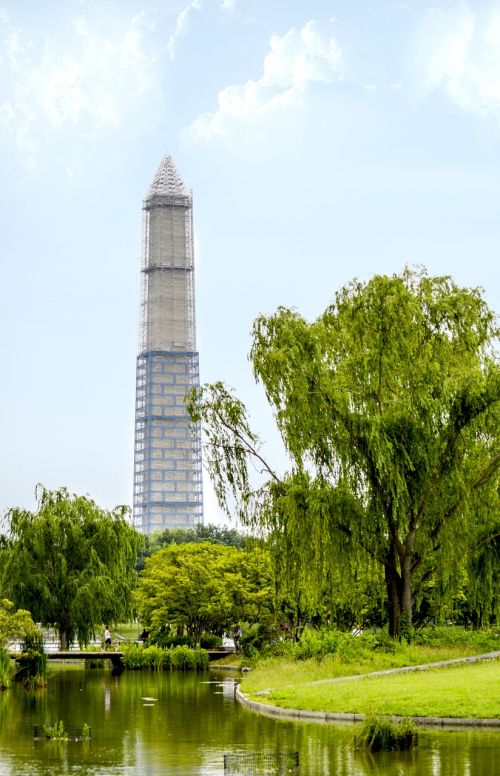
[1,485,143,648]
[461,532,500,627]
[134,542,273,643]
[188,268,499,637]
[0,599,37,647]
[136,523,249,571]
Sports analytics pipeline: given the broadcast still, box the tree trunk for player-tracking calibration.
[59,628,68,651]
[385,564,402,638]
[385,557,413,639]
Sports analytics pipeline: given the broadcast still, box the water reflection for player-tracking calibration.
[0,666,496,775]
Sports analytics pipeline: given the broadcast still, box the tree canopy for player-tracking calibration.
[136,523,249,571]
[134,542,273,643]
[1,486,143,648]
[0,599,37,648]
[189,268,499,637]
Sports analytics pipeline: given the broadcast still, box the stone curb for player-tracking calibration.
[235,652,500,729]
[302,650,500,687]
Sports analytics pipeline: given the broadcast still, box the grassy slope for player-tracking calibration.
[240,638,500,719]
[241,643,497,694]
[243,661,499,718]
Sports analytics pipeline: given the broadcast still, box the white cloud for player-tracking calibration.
[0,11,160,168]
[166,0,202,60]
[416,2,500,121]
[182,19,342,143]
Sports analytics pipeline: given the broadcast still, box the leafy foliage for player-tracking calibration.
[134,542,273,643]
[0,648,14,690]
[120,643,208,671]
[354,716,418,751]
[136,523,249,571]
[15,630,48,689]
[0,599,37,647]
[189,268,500,637]
[1,485,143,648]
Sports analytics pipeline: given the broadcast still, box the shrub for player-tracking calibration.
[0,647,14,690]
[144,645,165,671]
[15,631,48,688]
[121,644,147,670]
[121,643,208,671]
[171,645,195,670]
[413,626,498,651]
[239,623,274,657]
[271,627,379,662]
[354,716,418,752]
[200,633,220,649]
[149,628,193,649]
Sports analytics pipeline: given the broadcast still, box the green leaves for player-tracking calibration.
[1,486,143,647]
[0,599,37,647]
[189,267,500,636]
[134,542,273,641]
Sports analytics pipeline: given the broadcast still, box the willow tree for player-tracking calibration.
[189,268,499,637]
[1,486,143,648]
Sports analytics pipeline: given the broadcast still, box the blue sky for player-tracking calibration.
[1,0,499,524]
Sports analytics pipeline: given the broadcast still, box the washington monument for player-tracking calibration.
[133,156,203,534]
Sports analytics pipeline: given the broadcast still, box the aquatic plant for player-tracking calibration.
[40,721,91,741]
[15,631,48,688]
[42,720,68,740]
[353,716,418,752]
[121,643,208,671]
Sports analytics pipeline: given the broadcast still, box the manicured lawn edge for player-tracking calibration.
[280,650,500,689]
[236,652,500,728]
[235,685,500,728]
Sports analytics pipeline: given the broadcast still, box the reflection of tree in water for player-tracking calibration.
[0,669,498,774]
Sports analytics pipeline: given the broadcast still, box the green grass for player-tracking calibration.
[243,660,500,718]
[354,716,418,751]
[113,623,144,641]
[241,641,497,695]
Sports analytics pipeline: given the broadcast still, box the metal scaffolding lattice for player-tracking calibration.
[133,156,203,533]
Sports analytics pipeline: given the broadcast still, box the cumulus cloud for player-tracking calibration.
[166,0,202,59]
[181,19,342,143]
[416,2,500,120]
[0,10,160,168]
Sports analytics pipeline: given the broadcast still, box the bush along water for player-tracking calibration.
[0,647,14,690]
[354,716,418,752]
[121,644,208,671]
[15,631,48,689]
[264,624,499,664]
[270,626,384,662]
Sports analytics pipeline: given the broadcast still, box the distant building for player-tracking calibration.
[133,156,203,534]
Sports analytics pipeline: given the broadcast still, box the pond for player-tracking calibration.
[0,664,497,775]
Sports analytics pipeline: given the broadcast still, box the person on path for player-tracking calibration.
[104,625,112,650]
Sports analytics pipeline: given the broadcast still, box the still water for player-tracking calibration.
[0,665,497,775]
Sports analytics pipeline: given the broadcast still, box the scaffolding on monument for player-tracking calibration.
[133,156,203,534]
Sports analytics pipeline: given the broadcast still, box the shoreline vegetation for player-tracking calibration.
[117,643,209,671]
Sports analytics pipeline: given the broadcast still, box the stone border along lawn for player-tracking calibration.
[235,651,500,728]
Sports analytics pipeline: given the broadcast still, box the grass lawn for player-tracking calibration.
[113,623,144,641]
[242,660,500,719]
[240,642,499,695]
